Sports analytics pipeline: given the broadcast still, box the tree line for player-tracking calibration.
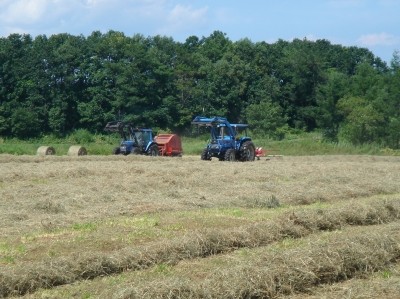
[0,30,399,148]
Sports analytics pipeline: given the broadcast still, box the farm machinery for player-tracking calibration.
[104,121,182,156]
[191,116,256,162]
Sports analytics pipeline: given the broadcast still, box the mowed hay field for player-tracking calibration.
[1,154,400,298]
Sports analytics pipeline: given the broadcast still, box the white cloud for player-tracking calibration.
[156,4,208,36]
[0,0,48,24]
[0,0,211,38]
[0,0,95,36]
[358,32,400,46]
[1,25,29,36]
[167,4,208,23]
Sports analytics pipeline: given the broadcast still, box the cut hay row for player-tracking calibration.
[1,198,400,297]
[281,263,400,299]
[1,155,400,240]
[115,223,400,299]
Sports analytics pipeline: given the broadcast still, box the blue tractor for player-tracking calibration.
[191,116,256,162]
[104,121,159,156]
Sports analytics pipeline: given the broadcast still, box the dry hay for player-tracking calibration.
[0,155,399,237]
[36,146,55,156]
[1,155,400,297]
[281,263,400,299]
[1,197,400,297]
[67,145,87,156]
[109,223,400,299]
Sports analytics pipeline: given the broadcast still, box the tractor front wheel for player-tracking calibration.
[201,148,211,160]
[224,149,236,162]
[148,144,159,156]
[131,147,141,155]
[240,141,255,161]
[112,147,121,155]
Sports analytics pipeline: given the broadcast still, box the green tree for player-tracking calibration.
[316,70,349,141]
[246,99,288,139]
[275,39,326,130]
[46,33,88,134]
[173,36,210,130]
[11,108,41,138]
[0,34,47,137]
[199,31,232,63]
[385,51,400,148]
[337,96,385,145]
[0,30,395,141]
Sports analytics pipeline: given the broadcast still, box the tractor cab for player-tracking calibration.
[213,123,235,140]
[231,124,249,140]
[132,129,153,149]
[121,128,154,154]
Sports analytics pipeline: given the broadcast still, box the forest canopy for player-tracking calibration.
[0,30,399,148]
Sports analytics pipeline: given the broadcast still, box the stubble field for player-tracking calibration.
[1,154,400,298]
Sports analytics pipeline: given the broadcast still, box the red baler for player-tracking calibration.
[154,134,183,156]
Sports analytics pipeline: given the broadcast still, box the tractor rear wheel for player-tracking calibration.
[148,144,159,156]
[201,148,211,160]
[240,141,255,161]
[224,149,236,162]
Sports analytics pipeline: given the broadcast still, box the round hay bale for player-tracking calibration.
[37,146,56,156]
[68,145,87,156]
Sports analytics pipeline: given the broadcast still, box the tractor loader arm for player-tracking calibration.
[104,121,125,133]
[191,116,228,126]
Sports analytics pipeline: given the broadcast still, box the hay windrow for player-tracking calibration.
[1,155,400,238]
[111,223,400,299]
[283,263,400,299]
[1,155,400,297]
[1,198,400,297]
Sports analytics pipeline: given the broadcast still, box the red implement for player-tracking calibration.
[255,147,266,160]
[154,134,183,156]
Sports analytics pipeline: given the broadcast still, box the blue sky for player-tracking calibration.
[0,0,399,64]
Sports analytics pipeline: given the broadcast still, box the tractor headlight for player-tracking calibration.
[210,144,220,149]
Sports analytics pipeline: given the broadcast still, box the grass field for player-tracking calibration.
[1,154,400,298]
[1,130,398,156]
